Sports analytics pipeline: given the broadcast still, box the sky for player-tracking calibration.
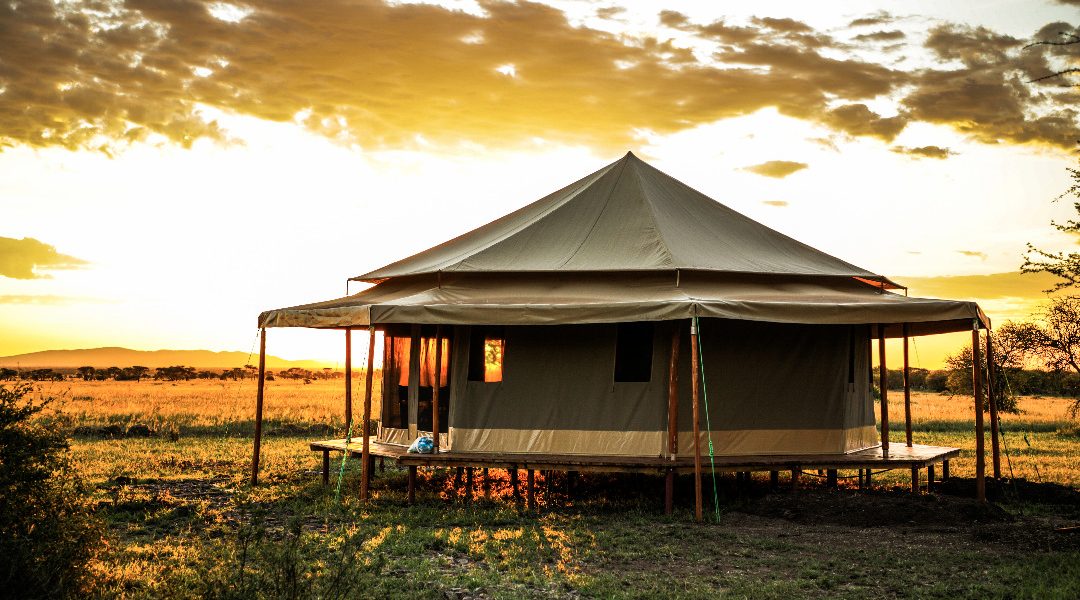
[1,0,1078,369]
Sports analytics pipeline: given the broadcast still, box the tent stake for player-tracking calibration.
[986,331,1001,480]
[251,328,266,486]
[972,323,986,501]
[878,325,890,458]
[433,325,442,452]
[665,324,681,515]
[360,326,376,501]
[345,328,353,433]
[690,318,704,522]
[903,324,912,447]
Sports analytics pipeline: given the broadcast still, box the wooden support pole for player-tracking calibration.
[510,468,520,505]
[865,468,872,488]
[665,324,681,516]
[407,465,416,504]
[433,325,442,453]
[927,464,935,492]
[791,468,800,492]
[482,468,490,498]
[972,324,986,502]
[911,466,919,494]
[527,469,536,510]
[465,467,473,503]
[345,328,353,433]
[251,328,267,486]
[360,326,376,501]
[942,459,950,481]
[690,318,704,523]
[986,331,1001,480]
[903,324,913,448]
[664,470,675,515]
[878,325,890,458]
[321,450,330,486]
[858,469,865,490]
[769,470,779,490]
[826,469,837,489]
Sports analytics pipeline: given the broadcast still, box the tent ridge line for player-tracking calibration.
[555,155,632,269]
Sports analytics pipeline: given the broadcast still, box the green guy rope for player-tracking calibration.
[335,337,369,501]
[694,316,722,523]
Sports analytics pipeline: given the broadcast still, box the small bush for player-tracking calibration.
[0,383,103,599]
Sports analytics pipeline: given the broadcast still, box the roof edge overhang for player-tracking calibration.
[351,268,904,289]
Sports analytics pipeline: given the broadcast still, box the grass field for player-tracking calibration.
[27,380,1080,598]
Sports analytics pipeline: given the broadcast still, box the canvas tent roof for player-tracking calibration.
[260,152,988,334]
[355,152,900,288]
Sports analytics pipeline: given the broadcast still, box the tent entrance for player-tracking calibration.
[380,325,452,441]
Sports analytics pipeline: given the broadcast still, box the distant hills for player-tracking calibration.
[0,347,331,370]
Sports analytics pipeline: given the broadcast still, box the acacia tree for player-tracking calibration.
[1022,153,1080,290]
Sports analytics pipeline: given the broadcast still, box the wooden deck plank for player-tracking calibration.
[309,440,959,474]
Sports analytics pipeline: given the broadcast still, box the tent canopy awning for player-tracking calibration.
[259,272,986,336]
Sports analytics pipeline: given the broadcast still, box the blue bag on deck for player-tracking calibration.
[408,435,434,454]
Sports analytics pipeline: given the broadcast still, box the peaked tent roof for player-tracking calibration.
[357,151,898,288]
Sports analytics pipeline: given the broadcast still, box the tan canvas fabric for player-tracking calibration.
[356,152,897,287]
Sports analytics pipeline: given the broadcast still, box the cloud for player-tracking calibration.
[0,295,104,305]
[0,237,88,279]
[742,161,808,178]
[761,200,789,207]
[900,271,1059,300]
[849,12,895,28]
[956,250,988,260]
[0,1,1075,153]
[891,145,954,159]
[854,30,905,42]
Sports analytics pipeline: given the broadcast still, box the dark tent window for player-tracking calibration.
[614,322,653,382]
[468,326,504,382]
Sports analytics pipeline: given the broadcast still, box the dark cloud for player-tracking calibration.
[891,145,954,159]
[0,237,87,279]
[821,104,907,141]
[742,161,808,178]
[854,30,906,42]
[0,1,1074,153]
[761,200,789,207]
[849,12,895,28]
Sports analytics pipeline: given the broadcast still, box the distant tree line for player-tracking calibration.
[0,364,349,382]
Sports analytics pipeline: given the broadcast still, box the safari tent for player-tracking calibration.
[252,152,1000,517]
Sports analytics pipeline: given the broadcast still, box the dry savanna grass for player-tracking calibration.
[21,379,1080,598]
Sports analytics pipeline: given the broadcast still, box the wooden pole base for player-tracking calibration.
[927,464,935,492]
[527,469,536,510]
[321,450,330,486]
[664,469,675,515]
[911,466,920,494]
[826,469,837,489]
[407,466,417,505]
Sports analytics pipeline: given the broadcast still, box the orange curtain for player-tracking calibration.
[419,337,450,387]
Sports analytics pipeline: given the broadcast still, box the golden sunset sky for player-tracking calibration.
[1,0,1078,368]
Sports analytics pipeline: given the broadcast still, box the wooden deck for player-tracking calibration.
[309,439,959,475]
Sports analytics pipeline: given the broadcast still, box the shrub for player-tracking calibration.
[0,383,102,599]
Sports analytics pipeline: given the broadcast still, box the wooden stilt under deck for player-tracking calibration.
[690,318,703,522]
[903,324,912,448]
[665,325,681,516]
[251,328,267,486]
[972,324,987,502]
[986,331,1001,480]
[878,325,890,458]
[433,325,442,453]
[911,466,919,494]
[407,466,416,504]
[360,326,376,501]
[344,329,352,433]
[527,469,536,510]
[927,464,935,491]
[510,468,520,505]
